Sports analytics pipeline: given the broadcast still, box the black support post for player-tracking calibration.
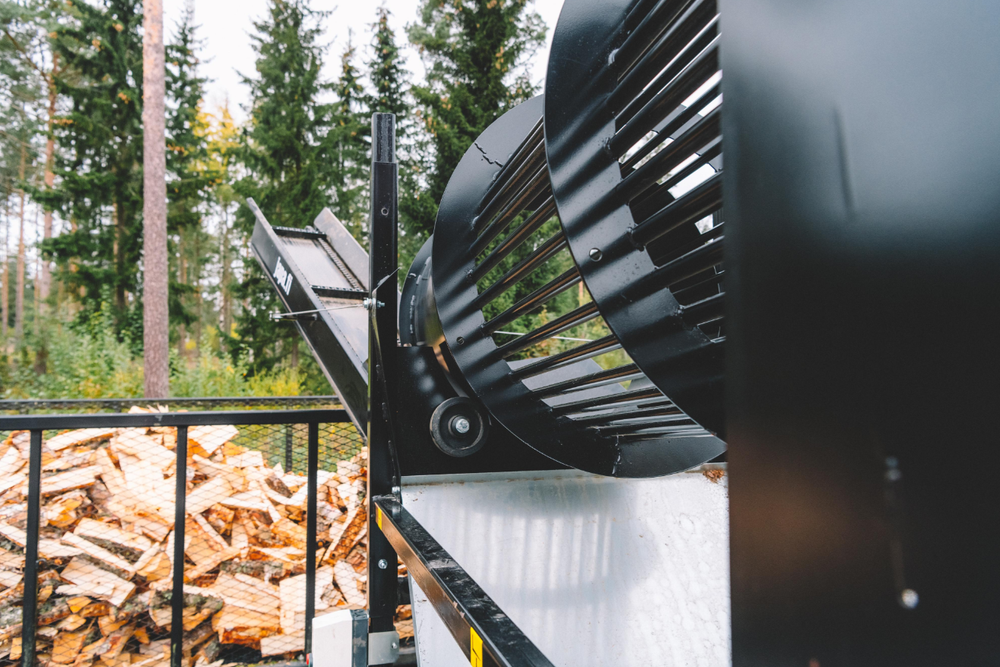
[284,424,293,472]
[171,425,188,667]
[367,112,400,663]
[305,420,319,654]
[22,429,42,667]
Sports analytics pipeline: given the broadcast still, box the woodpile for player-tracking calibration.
[0,409,409,665]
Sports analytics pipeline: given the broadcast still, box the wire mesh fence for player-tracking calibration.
[0,405,385,667]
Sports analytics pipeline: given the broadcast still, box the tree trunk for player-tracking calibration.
[143,0,169,397]
[177,234,185,362]
[2,197,9,341]
[15,145,27,339]
[40,56,59,307]
[193,233,202,357]
[113,200,126,314]
[220,206,232,338]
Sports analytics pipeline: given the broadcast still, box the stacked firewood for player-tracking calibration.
[0,409,408,665]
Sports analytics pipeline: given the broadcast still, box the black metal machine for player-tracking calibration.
[251,0,1000,663]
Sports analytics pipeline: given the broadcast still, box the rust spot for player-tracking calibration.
[702,468,725,484]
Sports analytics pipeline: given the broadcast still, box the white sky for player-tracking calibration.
[161,0,566,121]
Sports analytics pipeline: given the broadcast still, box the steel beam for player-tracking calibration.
[373,496,554,667]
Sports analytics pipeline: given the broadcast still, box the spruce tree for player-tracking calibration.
[407,0,546,235]
[165,4,214,361]
[331,32,370,242]
[48,0,146,335]
[368,8,408,128]
[366,6,429,275]
[232,0,335,374]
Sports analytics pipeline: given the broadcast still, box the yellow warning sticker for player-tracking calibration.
[470,627,483,667]
[376,506,383,531]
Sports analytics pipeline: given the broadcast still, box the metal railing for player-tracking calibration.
[0,396,341,415]
[0,408,361,667]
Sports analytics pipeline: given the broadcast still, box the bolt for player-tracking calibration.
[589,247,603,261]
[900,588,919,609]
[378,559,388,570]
[392,642,399,650]
[453,417,471,434]
[381,207,389,216]
[456,336,465,345]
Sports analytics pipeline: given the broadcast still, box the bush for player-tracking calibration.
[0,310,319,399]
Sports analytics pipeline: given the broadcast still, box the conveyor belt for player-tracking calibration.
[249,199,371,432]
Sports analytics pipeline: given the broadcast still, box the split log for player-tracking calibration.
[188,425,238,456]
[46,429,115,452]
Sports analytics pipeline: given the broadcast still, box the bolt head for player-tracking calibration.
[900,588,919,609]
[378,559,388,570]
[453,417,471,435]
[589,247,603,261]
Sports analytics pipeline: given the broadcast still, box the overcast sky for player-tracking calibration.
[160,0,566,121]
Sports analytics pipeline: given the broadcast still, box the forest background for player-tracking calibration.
[0,0,555,399]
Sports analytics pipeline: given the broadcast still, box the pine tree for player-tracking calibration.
[48,0,146,335]
[407,0,546,235]
[1,0,46,341]
[232,0,336,375]
[1,0,67,311]
[165,3,214,363]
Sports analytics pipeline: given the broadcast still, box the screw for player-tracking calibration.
[392,642,399,650]
[589,247,603,261]
[456,336,465,345]
[453,417,471,434]
[900,588,919,609]
[378,559,388,570]
[381,207,389,216]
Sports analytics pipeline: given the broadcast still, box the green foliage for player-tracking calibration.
[0,306,319,399]
[47,0,145,330]
[232,0,337,375]
[330,33,371,242]
[166,7,216,350]
[0,0,586,402]
[407,0,546,236]
[366,6,429,280]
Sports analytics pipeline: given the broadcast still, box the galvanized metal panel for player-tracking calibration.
[403,469,730,667]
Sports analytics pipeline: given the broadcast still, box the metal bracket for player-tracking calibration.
[368,630,401,665]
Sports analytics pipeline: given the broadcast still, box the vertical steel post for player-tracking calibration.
[22,429,42,667]
[171,425,188,667]
[305,420,319,654]
[284,424,293,472]
[367,112,400,663]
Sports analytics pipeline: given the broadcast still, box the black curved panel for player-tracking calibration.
[545,0,726,437]
[432,96,724,477]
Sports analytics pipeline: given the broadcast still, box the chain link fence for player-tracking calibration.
[0,403,391,667]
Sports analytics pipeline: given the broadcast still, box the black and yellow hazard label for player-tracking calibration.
[376,505,384,530]
[470,627,483,667]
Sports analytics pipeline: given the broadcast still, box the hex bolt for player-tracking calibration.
[378,559,388,570]
[452,417,471,434]
[589,247,603,261]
